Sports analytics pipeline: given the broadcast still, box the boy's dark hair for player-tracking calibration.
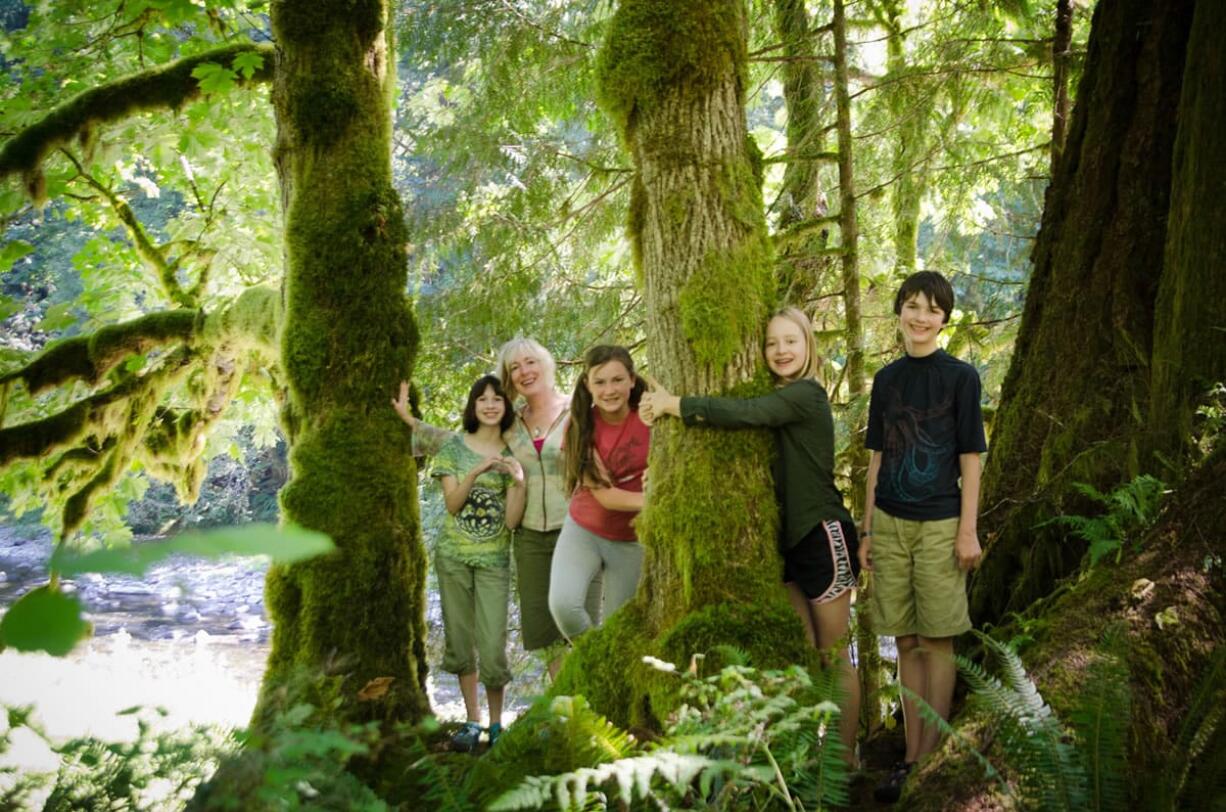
[462,374,515,433]
[894,271,955,324]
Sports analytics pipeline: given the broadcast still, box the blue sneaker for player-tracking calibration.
[451,722,482,753]
[488,722,503,747]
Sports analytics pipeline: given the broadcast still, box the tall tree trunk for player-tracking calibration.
[1051,0,1073,173]
[556,0,813,728]
[830,0,883,738]
[772,0,836,306]
[256,0,429,725]
[971,0,1196,625]
[882,0,926,273]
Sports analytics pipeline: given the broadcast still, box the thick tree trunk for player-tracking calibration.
[1146,0,1226,463]
[556,0,813,728]
[255,0,429,724]
[971,0,1196,625]
[910,4,1226,802]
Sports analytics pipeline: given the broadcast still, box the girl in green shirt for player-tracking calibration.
[429,375,525,751]
[640,307,861,767]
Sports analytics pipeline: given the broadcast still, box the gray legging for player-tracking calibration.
[548,515,644,639]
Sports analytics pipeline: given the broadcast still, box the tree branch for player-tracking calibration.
[61,149,195,307]
[0,309,200,394]
[0,42,275,186]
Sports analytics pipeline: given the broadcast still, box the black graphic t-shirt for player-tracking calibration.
[866,350,987,521]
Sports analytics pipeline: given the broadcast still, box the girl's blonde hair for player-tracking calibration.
[768,307,822,381]
[496,336,557,399]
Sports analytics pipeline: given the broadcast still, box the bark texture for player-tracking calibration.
[256,0,429,725]
[972,0,1199,624]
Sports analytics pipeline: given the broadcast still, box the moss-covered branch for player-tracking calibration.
[0,347,194,467]
[0,42,276,188]
[0,309,200,394]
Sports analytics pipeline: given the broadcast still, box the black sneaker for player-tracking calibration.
[873,761,913,804]
[450,721,482,753]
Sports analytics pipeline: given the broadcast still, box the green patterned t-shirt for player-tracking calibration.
[429,435,513,569]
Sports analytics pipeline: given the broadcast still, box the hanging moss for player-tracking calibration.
[596,0,748,143]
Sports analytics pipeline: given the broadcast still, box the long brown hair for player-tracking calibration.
[563,345,646,494]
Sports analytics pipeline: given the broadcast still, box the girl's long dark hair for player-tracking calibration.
[563,345,645,494]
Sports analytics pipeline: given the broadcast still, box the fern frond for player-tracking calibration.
[488,752,724,811]
[900,683,1012,800]
[1069,654,1129,812]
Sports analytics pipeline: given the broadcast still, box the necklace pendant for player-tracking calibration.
[533,425,543,438]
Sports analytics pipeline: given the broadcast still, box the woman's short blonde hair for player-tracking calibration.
[496,336,558,399]
[767,307,823,381]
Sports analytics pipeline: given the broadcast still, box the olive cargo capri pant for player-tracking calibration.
[435,553,512,687]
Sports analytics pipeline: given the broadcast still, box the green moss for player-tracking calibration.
[596,0,747,143]
[640,423,776,612]
[552,603,654,728]
[287,79,360,148]
[272,0,384,47]
[678,231,773,370]
[554,598,816,732]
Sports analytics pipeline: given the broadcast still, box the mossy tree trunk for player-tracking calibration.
[971,0,1207,626]
[553,0,814,728]
[255,0,429,725]
[881,0,928,275]
[771,0,837,306]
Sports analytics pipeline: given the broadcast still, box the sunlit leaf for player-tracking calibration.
[0,585,92,657]
[51,523,335,577]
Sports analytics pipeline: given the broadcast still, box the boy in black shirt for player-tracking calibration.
[860,271,987,803]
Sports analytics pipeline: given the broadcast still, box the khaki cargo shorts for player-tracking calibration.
[868,509,971,638]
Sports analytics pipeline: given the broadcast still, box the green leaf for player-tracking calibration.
[0,295,20,321]
[232,51,264,80]
[36,302,75,331]
[51,523,335,577]
[191,61,238,95]
[0,586,92,656]
[0,240,34,274]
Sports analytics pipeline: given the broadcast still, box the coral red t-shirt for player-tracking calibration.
[568,409,650,541]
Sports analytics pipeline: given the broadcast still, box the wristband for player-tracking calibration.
[860,529,873,537]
